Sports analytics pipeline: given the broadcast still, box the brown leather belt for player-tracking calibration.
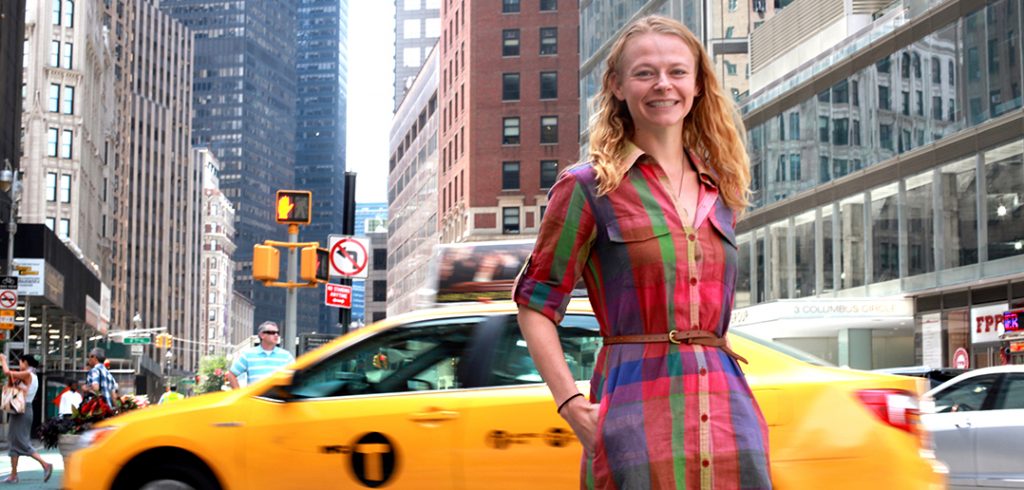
[603,330,748,364]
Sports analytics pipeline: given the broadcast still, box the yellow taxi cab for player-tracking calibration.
[65,300,946,489]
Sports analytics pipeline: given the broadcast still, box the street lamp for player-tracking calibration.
[164,349,174,387]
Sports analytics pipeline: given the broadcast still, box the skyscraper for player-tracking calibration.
[160,0,298,332]
[296,0,349,334]
[438,0,580,244]
[394,0,440,110]
[0,0,26,226]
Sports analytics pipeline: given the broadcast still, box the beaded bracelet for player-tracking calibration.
[556,393,585,414]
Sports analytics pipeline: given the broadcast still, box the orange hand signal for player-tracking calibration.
[277,196,295,221]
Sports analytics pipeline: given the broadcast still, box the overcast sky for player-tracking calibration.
[345,2,396,204]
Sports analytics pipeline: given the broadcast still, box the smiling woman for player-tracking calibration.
[514,15,770,490]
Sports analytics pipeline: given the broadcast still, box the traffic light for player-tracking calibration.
[300,246,330,283]
[164,334,173,350]
[253,244,280,282]
[155,333,171,349]
[275,190,312,225]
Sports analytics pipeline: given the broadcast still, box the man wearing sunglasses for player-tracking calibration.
[226,321,295,389]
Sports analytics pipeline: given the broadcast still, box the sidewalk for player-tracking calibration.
[0,441,64,489]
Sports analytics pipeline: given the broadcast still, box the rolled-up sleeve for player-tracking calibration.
[513,170,596,324]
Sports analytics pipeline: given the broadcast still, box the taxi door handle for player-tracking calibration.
[955,420,972,429]
[409,408,460,423]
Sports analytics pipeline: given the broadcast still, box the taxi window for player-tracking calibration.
[994,374,1024,410]
[490,314,602,386]
[288,318,479,399]
[932,374,999,413]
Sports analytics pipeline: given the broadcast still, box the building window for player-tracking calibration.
[47,128,59,157]
[46,173,58,202]
[775,155,786,182]
[63,0,74,27]
[502,0,519,13]
[502,73,520,101]
[50,41,60,67]
[502,207,520,234]
[502,161,520,190]
[502,29,520,56]
[372,280,386,302]
[851,80,859,106]
[878,85,890,110]
[62,42,73,69]
[52,0,61,25]
[539,28,557,55]
[725,26,735,39]
[912,52,921,78]
[876,56,891,73]
[789,154,801,181]
[540,0,556,10]
[725,60,737,75]
[502,117,520,145]
[59,218,70,238]
[832,118,849,146]
[539,71,557,99]
[45,218,55,230]
[948,60,955,85]
[851,119,861,146]
[818,116,829,143]
[59,174,71,203]
[931,56,941,83]
[901,90,910,115]
[901,52,911,78]
[540,160,558,188]
[373,248,387,269]
[777,114,785,140]
[62,85,74,115]
[728,0,738,11]
[788,112,800,140]
[60,129,73,159]
[540,116,558,144]
[879,124,893,150]
[48,84,60,112]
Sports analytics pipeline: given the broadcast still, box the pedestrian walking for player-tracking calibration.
[514,15,771,489]
[86,347,119,408]
[225,321,295,389]
[0,354,54,484]
[58,379,83,417]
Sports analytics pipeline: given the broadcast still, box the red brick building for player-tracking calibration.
[438,0,579,242]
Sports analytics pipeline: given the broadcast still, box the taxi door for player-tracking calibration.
[243,318,482,489]
[458,314,601,489]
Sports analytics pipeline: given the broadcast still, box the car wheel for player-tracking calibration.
[113,451,221,490]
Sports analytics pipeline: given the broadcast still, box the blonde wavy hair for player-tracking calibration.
[587,15,751,214]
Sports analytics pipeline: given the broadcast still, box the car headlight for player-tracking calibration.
[77,426,118,449]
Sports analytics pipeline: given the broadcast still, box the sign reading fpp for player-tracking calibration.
[971,303,1008,344]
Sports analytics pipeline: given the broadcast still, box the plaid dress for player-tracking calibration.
[514,144,771,489]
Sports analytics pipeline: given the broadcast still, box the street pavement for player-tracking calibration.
[0,442,64,489]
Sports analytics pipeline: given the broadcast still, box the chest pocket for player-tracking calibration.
[604,216,671,287]
[707,205,738,249]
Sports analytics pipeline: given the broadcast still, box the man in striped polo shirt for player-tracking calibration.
[226,321,295,389]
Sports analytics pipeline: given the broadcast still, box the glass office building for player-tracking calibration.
[736,0,1024,369]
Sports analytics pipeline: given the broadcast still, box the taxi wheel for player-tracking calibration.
[112,449,221,490]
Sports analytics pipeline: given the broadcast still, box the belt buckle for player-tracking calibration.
[668,330,681,344]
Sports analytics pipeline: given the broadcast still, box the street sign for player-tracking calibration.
[0,276,17,290]
[130,344,144,355]
[952,347,970,369]
[328,235,370,279]
[123,336,152,345]
[0,310,14,330]
[0,290,16,309]
[325,283,353,308]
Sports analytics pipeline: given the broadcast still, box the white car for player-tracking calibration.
[921,365,1024,489]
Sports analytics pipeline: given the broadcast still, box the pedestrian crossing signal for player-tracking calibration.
[276,190,312,225]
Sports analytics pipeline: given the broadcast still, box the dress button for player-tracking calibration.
[699,368,707,376]
[690,278,698,286]
[688,234,696,241]
[701,460,710,468]
[701,414,709,422]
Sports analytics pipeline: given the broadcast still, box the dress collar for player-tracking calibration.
[619,141,720,188]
